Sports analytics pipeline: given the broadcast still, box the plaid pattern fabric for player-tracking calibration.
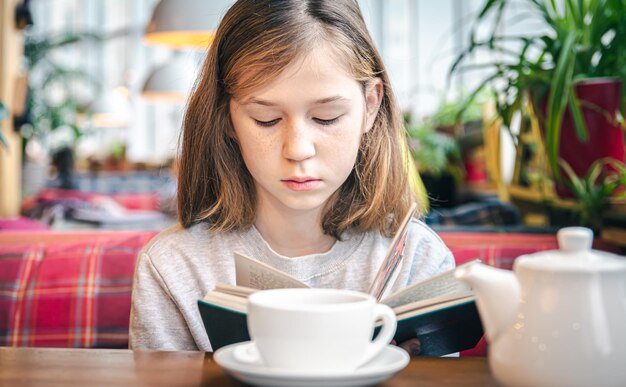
[0,232,155,348]
[0,230,557,351]
[441,233,559,268]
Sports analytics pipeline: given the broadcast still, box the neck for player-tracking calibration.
[254,200,336,258]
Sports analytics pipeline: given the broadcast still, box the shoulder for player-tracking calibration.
[135,222,242,292]
[404,218,455,276]
[406,218,449,252]
[142,223,208,256]
[146,222,208,247]
[137,222,222,273]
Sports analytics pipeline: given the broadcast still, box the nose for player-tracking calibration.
[282,119,316,162]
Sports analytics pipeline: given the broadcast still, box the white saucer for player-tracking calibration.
[214,341,410,387]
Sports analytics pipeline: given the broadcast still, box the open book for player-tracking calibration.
[197,204,483,355]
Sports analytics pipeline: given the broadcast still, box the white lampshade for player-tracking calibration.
[141,53,199,102]
[144,0,233,49]
[89,87,131,128]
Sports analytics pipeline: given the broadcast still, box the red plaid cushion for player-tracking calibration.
[441,232,559,357]
[0,230,558,352]
[441,232,559,267]
[0,232,155,348]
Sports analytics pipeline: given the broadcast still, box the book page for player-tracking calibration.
[234,252,309,290]
[391,290,474,316]
[214,283,258,298]
[380,260,477,308]
[367,202,418,301]
[202,291,248,313]
[393,294,475,321]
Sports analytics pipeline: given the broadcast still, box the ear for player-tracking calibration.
[363,77,383,133]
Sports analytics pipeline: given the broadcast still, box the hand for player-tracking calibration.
[391,338,421,356]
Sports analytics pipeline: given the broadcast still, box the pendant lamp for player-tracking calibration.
[144,0,233,49]
[141,53,199,102]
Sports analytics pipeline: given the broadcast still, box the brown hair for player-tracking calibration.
[178,0,419,238]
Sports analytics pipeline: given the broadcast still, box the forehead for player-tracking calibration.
[232,41,358,99]
[283,45,354,81]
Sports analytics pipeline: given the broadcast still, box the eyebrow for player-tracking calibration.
[244,96,350,106]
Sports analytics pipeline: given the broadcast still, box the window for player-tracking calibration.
[27,0,499,164]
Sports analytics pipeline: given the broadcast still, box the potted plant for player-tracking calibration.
[451,0,626,191]
[16,29,130,192]
[14,31,104,194]
[18,31,104,148]
[429,94,484,137]
[434,90,494,186]
[17,28,134,150]
[406,116,464,208]
[560,158,626,232]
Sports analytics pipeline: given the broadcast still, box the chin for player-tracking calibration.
[278,193,331,212]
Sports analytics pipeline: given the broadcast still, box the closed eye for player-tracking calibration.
[313,116,340,125]
[254,118,281,127]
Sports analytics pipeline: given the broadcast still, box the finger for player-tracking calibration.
[398,338,421,356]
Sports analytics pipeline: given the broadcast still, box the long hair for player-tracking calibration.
[178,0,418,237]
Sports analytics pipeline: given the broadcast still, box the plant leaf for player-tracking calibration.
[559,159,585,194]
[478,0,501,19]
[587,159,605,184]
[546,31,578,180]
[568,90,588,141]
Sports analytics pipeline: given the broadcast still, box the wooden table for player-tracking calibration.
[0,347,499,386]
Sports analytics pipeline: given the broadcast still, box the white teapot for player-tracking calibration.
[455,227,626,387]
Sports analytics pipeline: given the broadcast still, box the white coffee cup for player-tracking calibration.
[235,288,397,372]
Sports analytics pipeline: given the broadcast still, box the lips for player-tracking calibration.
[284,176,318,183]
[281,177,322,192]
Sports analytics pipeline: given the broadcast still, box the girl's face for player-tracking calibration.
[229,45,382,215]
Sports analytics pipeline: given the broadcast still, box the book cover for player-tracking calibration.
[198,302,249,351]
[198,295,482,356]
[376,298,482,356]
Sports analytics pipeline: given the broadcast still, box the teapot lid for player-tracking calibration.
[515,227,626,272]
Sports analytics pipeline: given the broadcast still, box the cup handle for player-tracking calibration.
[232,342,264,365]
[358,304,397,367]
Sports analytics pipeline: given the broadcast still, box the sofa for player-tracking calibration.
[0,229,562,354]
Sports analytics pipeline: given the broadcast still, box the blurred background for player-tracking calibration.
[2,0,626,247]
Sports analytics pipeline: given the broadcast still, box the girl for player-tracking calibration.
[130,0,454,353]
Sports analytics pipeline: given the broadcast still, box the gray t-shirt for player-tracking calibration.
[129,219,454,351]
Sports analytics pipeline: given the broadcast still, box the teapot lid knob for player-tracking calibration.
[557,227,593,252]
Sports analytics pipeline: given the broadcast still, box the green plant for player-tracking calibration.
[405,91,490,179]
[406,121,463,179]
[0,101,8,148]
[451,0,626,178]
[20,32,102,146]
[560,157,626,231]
[431,97,483,128]
[19,28,132,148]
[428,89,491,129]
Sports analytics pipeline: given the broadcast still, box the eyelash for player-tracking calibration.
[254,117,340,127]
[255,119,280,127]
[314,117,340,126]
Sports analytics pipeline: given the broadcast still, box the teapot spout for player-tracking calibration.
[455,262,520,342]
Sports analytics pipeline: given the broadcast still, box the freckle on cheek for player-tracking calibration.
[261,137,277,155]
